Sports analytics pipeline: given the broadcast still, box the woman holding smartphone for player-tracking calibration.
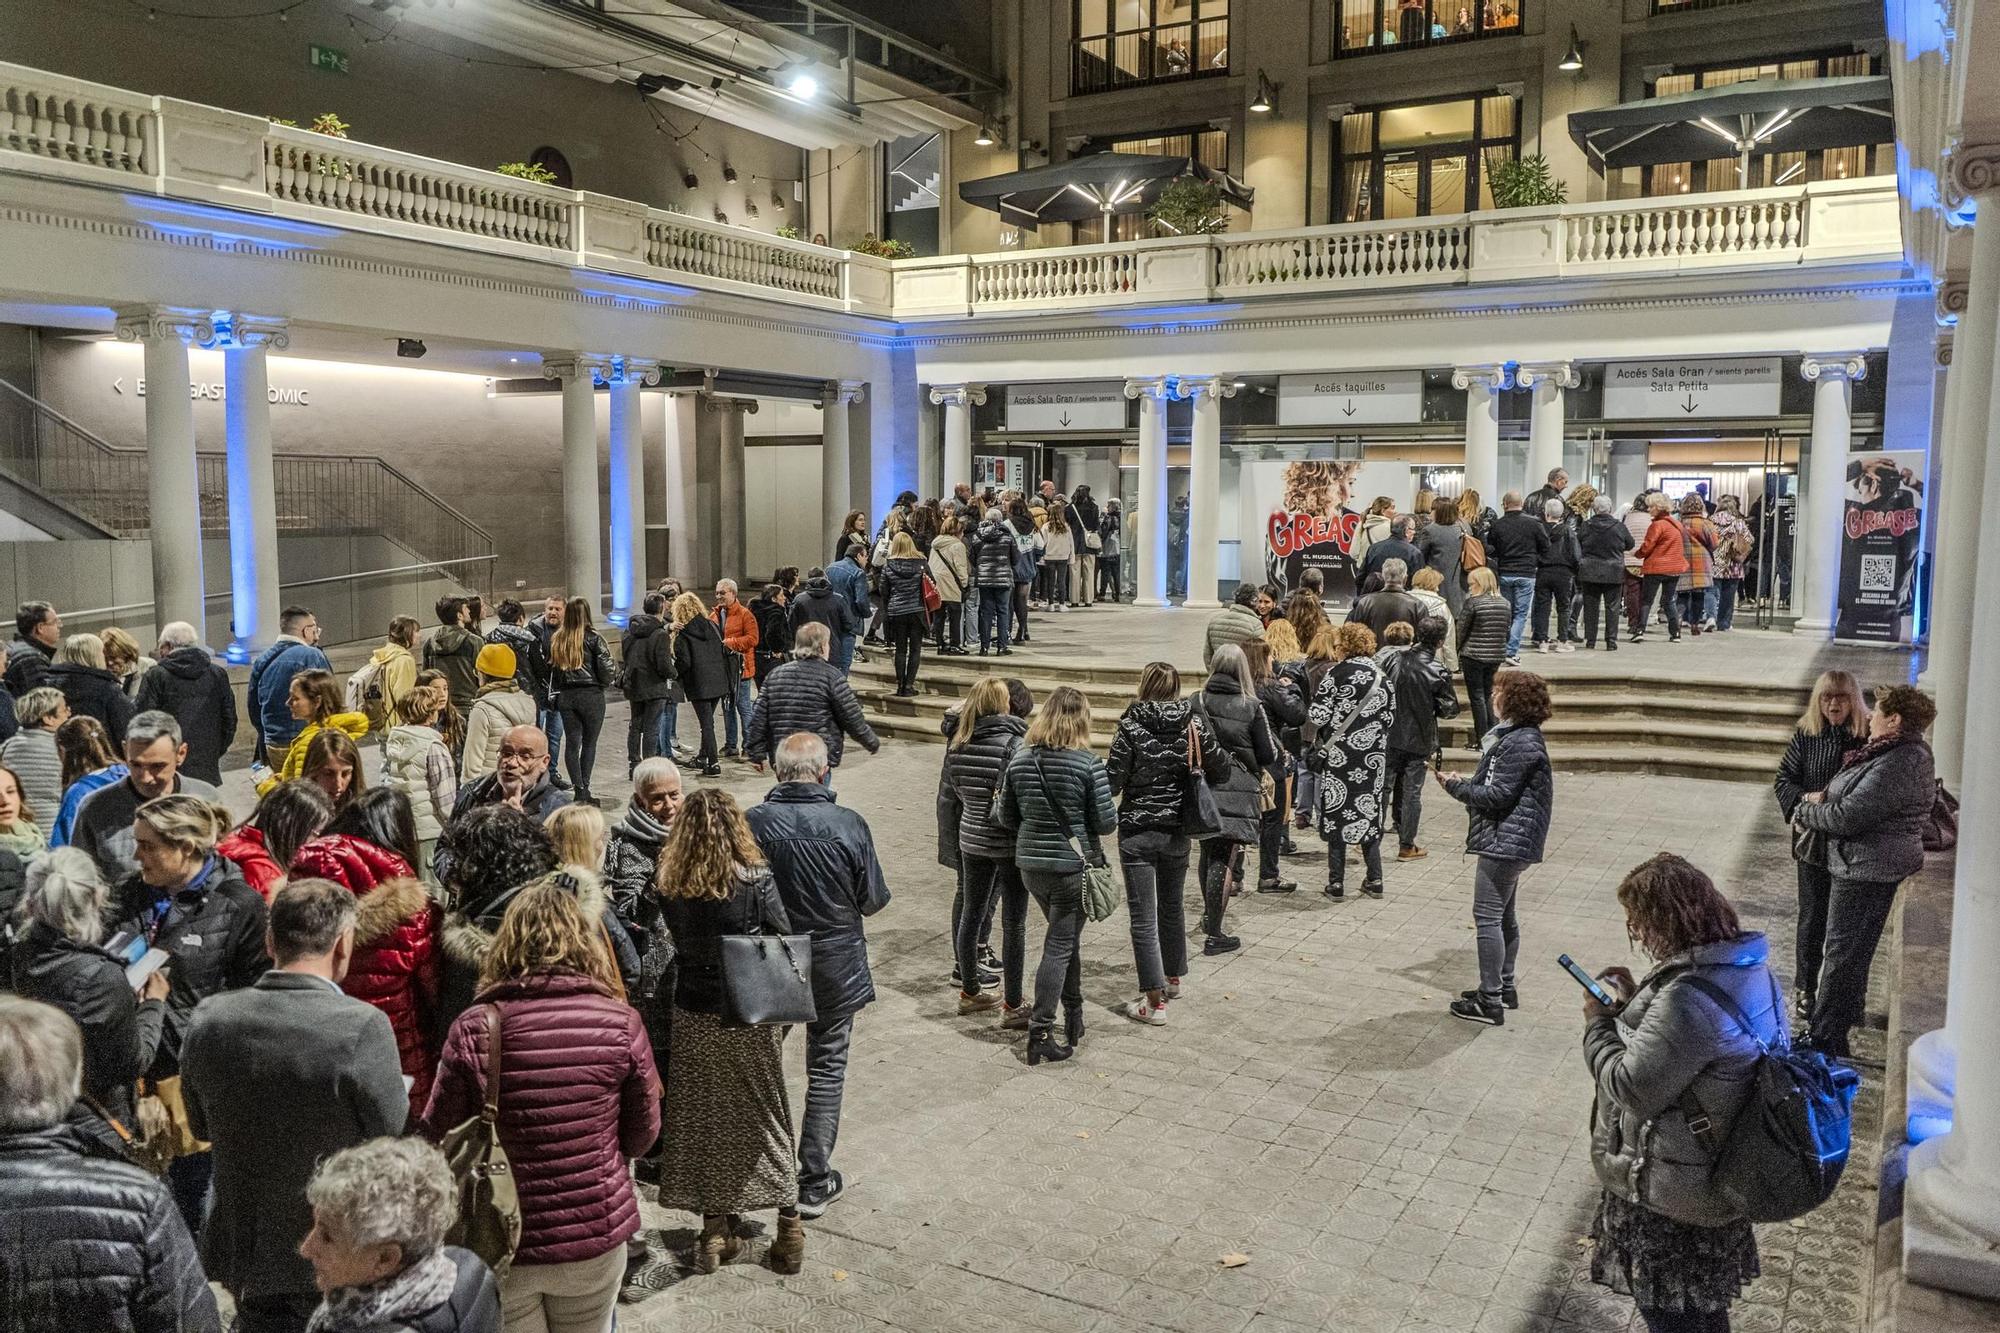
[1579,853,1781,1333]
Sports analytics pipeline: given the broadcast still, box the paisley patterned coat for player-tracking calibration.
[1309,657,1395,845]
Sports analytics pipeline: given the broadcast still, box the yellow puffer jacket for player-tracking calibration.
[258,712,370,794]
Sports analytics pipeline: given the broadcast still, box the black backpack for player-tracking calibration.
[1673,972,1860,1223]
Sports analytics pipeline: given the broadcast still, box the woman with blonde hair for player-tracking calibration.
[1408,567,1460,672]
[881,530,931,696]
[547,597,613,806]
[939,676,1030,1017]
[654,787,806,1273]
[423,878,659,1330]
[1458,486,1496,542]
[1040,504,1074,614]
[98,626,156,699]
[546,801,609,873]
[671,591,731,777]
[997,686,1116,1064]
[1773,668,1868,1025]
[48,632,135,748]
[382,684,455,876]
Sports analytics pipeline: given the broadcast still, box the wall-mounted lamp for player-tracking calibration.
[974,124,995,146]
[1249,70,1279,114]
[1558,27,1585,72]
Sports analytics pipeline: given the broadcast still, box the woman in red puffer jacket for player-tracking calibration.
[217,778,334,899]
[289,787,442,1114]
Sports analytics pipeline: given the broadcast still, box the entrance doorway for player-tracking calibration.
[1381,147,1470,219]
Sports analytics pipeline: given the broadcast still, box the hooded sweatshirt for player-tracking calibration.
[789,576,857,641]
[363,642,419,731]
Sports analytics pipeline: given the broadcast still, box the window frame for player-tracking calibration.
[1331,0,1525,60]
[1070,0,1232,96]
[1332,91,1520,222]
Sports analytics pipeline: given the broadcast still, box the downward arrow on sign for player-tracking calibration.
[1058,411,1072,427]
[1341,400,1357,417]
[1681,394,1700,414]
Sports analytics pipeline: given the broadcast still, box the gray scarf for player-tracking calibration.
[619,801,669,848]
[306,1249,456,1333]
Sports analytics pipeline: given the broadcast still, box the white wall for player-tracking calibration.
[745,443,824,580]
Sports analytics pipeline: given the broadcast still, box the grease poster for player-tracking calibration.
[1246,459,1416,603]
[1836,450,1925,643]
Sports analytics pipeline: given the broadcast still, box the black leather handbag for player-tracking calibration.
[718,875,818,1027]
[1180,722,1222,840]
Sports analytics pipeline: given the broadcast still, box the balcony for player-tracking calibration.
[0,61,1902,331]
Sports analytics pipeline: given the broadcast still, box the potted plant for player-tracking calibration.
[268,112,353,183]
[847,233,916,259]
[495,161,559,185]
[1488,154,1569,208]
[1148,176,1229,236]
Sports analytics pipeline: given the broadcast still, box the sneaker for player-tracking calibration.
[1535,642,1551,654]
[958,990,1000,1014]
[1449,995,1505,1026]
[1123,997,1168,1026]
[1323,884,1345,900]
[1792,988,1814,1025]
[950,963,1000,988]
[978,945,1003,974]
[1503,656,1522,667]
[998,1004,1031,1030]
[1397,846,1427,862]
[1165,976,1183,1000]
[1554,643,1576,654]
[1360,882,1384,900]
[1255,878,1298,894]
[1203,934,1241,956]
[720,747,740,760]
[1462,986,1519,1011]
[796,1170,844,1220]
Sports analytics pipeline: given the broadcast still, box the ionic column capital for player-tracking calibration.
[207,313,291,351]
[1123,375,1173,401]
[1515,361,1581,390]
[927,383,987,408]
[608,356,663,386]
[703,394,758,417]
[1800,353,1869,383]
[1944,139,2000,208]
[541,354,615,385]
[1937,276,1970,326]
[1937,332,1955,368]
[113,304,214,347]
[1173,374,1238,403]
[823,379,867,408]
[1451,364,1515,392]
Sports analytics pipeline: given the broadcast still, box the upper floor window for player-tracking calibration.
[1651,0,1759,12]
[1335,93,1518,221]
[1334,0,1522,58]
[1072,0,1231,96]
[1641,51,1890,195]
[1073,127,1230,243]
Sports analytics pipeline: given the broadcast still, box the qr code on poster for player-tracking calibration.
[1858,554,1896,593]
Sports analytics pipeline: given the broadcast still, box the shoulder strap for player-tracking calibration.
[1030,752,1090,861]
[480,1002,504,1122]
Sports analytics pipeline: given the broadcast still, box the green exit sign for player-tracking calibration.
[309,43,350,75]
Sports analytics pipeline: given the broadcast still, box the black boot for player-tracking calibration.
[1063,1002,1085,1048]
[1027,1025,1073,1066]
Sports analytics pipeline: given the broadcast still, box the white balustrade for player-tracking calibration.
[1216,218,1470,292]
[643,216,843,299]
[0,64,151,177]
[969,247,1137,305]
[1563,192,1807,266]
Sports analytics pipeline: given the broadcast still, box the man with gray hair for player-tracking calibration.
[1532,495,1583,654]
[2,684,68,819]
[1359,513,1423,586]
[1485,489,1551,663]
[744,622,879,772]
[182,877,407,1333]
[135,622,236,784]
[745,733,890,1219]
[1346,557,1428,643]
[72,709,222,884]
[0,994,222,1333]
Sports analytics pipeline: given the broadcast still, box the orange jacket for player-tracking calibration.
[714,601,759,679]
[1636,516,1690,577]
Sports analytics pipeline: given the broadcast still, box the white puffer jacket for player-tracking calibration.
[384,724,456,842]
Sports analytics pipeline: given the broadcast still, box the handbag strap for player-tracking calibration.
[1030,751,1093,865]
[1186,720,1202,770]
[479,1002,504,1123]
[1324,665,1386,748]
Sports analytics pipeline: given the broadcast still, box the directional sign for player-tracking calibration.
[1602,358,1781,421]
[1005,382,1125,433]
[1278,371,1424,426]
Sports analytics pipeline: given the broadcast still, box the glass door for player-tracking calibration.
[1380,147,1470,217]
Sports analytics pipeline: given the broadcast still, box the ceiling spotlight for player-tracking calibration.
[722,164,738,183]
[788,70,819,98]
[1249,70,1278,114]
[1558,26,1585,72]
[714,207,729,224]
[633,72,685,96]
[745,200,759,217]
[974,123,995,146]
[396,338,427,359]
[682,170,699,189]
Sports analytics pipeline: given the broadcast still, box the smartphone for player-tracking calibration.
[126,948,170,991]
[1558,953,1619,1007]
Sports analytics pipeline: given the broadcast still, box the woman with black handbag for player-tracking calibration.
[1192,644,1281,955]
[653,788,807,1274]
[996,686,1116,1066]
[1106,663,1232,1025]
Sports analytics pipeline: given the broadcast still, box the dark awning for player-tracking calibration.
[1568,75,1894,180]
[956,152,1253,231]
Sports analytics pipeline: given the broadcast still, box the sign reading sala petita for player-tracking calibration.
[1601,357,1781,420]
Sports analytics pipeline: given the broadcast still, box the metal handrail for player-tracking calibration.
[60,554,499,621]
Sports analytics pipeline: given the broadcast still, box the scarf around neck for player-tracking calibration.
[1840,727,1924,773]
[306,1248,455,1333]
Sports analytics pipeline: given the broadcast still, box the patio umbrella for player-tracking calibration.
[1568,75,1893,188]
[956,152,1253,232]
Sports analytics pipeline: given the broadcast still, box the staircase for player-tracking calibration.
[847,655,1805,783]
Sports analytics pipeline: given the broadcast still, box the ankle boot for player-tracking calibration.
[1027,1024,1073,1066]
[769,1213,806,1275]
[1063,1002,1085,1048]
[695,1214,740,1274]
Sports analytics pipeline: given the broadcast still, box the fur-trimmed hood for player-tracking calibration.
[352,876,434,948]
[444,873,609,968]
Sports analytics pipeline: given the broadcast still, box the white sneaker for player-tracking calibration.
[1165,976,1184,1000]
[1123,997,1168,1025]
[1554,643,1576,654]
[1536,643,1552,654]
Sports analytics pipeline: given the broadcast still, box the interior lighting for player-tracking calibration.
[396,338,427,359]
[788,70,819,98]
[1558,27,1584,72]
[974,124,996,146]
[1250,70,1277,114]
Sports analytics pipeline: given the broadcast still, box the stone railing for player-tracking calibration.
[0,60,1903,326]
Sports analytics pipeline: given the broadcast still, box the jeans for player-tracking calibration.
[555,689,606,798]
[1808,874,1901,1057]
[1326,835,1383,892]
[1119,830,1190,992]
[1623,570,1645,634]
[977,585,1014,651]
[500,1245,625,1333]
[538,704,565,757]
[1638,1305,1732,1333]
[689,696,720,766]
[833,632,857,674]
[1715,577,1741,631]
[1077,551,1097,604]
[1022,868,1085,1028]
[934,601,964,651]
[1794,860,1833,1003]
[1531,571,1576,645]
[1678,588,1707,630]
[722,675,753,750]
[888,612,926,691]
[1580,581,1623,647]
[1097,554,1122,600]
[628,698,667,771]
[1046,560,1071,605]
[1463,660,1499,744]
[234,1294,320,1333]
[798,1012,854,1194]
[1472,856,1525,998]
[1639,573,1682,638]
[1499,574,1535,659]
[1197,838,1238,937]
[1388,748,1428,850]
[957,855,1019,997]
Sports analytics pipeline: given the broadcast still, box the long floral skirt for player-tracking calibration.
[657,1006,797,1216]
[1589,1191,1758,1314]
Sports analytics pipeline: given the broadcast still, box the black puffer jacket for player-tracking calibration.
[750,594,794,680]
[745,782,890,1018]
[484,622,545,700]
[104,859,270,1077]
[1256,675,1307,760]
[672,616,732,702]
[9,922,166,1127]
[744,657,878,767]
[1383,646,1459,755]
[938,712,1028,863]
[1192,674,1279,843]
[967,517,1019,589]
[620,616,674,704]
[1537,521,1580,576]
[548,629,614,695]
[1445,722,1553,863]
[47,662,136,749]
[1106,700,1230,835]
[0,1123,222,1333]
[1457,593,1513,665]
[882,556,930,618]
[996,743,1116,874]
[133,647,236,784]
[1577,513,1636,584]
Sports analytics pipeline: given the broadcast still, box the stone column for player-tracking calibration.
[1516,362,1579,500]
[1175,374,1236,609]
[822,380,865,557]
[215,315,288,661]
[606,357,661,626]
[1792,354,1866,635]
[1453,365,1513,509]
[928,384,986,495]
[707,396,755,582]
[1126,376,1172,607]
[115,306,210,638]
[543,355,610,606]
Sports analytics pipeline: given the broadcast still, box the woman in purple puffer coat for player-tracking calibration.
[422,874,660,1329]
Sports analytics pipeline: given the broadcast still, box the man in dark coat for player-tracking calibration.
[1485,492,1552,662]
[133,622,237,785]
[621,591,676,773]
[447,724,572,825]
[0,995,222,1333]
[1381,616,1459,860]
[1358,515,1424,586]
[181,878,408,1333]
[5,600,61,697]
[744,732,890,1220]
[744,624,878,771]
[1346,559,1428,643]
